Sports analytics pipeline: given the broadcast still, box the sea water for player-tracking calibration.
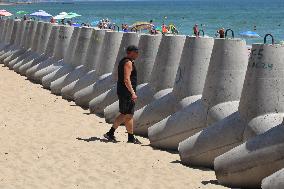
[2,0,284,44]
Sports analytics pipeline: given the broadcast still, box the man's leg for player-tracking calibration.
[125,114,141,144]
[105,114,125,140]
[124,114,134,134]
[113,114,126,129]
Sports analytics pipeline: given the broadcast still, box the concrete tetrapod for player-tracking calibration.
[12,21,45,72]
[133,36,214,136]
[0,20,21,58]
[4,21,38,69]
[31,25,74,85]
[17,22,53,75]
[25,25,60,80]
[49,27,93,94]
[0,20,10,51]
[88,34,162,115]
[0,19,18,60]
[3,20,27,53]
[76,32,140,108]
[148,38,248,150]
[0,19,13,51]
[4,20,37,68]
[60,29,106,100]
[104,34,186,123]
[0,20,29,62]
[1,19,11,42]
[3,19,14,45]
[262,169,284,189]
[72,30,124,107]
[0,19,7,44]
[178,43,284,167]
[214,123,284,188]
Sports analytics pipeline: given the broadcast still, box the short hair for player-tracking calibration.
[126,45,139,53]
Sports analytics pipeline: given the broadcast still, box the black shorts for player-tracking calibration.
[118,96,135,115]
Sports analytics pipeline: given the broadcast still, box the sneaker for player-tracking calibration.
[127,137,142,144]
[104,133,117,142]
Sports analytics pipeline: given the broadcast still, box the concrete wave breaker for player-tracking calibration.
[148,38,248,151]
[25,25,60,81]
[104,34,186,123]
[74,32,137,108]
[88,34,162,116]
[15,22,53,75]
[262,168,284,189]
[72,30,124,107]
[0,19,26,66]
[49,27,94,95]
[12,21,46,73]
[60,29,106,101]
[215,123,284,188]
[0,19,28,63]
[178,43,284,168]
[29,25,74,85]
[4,21,38,69]
[133,36,214,136]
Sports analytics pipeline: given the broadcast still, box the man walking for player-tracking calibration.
[104,45,141,144]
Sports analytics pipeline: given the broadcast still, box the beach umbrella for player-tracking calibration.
[53,12,68,20]
[72,23,81,27]
[64,12,81,19]
[30,10,52,18]
[0,10,13,17]
[130,21,151,30]
[16,11,29,15]
[240,31,260,38]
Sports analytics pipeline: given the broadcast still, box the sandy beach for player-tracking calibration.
[0,65,228,189]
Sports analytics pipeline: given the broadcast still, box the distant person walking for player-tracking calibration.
[104,45,141,144]
[193,24,199,37]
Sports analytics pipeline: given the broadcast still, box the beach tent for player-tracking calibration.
[240,31,260,38]
[0,10,13,17]
[30,10,52,19]
[16,11,29,15]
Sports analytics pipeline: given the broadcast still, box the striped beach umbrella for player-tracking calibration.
[30,10,52,18]
[16,11,29,15]
[0,10,13,17]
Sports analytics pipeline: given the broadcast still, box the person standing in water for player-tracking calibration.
[193,24,199,37]
[104,46,141,144]
[217,28,225,38]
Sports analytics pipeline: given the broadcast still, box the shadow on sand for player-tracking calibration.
[76,136,119,143]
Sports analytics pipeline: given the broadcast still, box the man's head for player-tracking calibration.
[126,45,139,60]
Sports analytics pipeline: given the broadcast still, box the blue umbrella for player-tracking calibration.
[30,10,52,19]
[240,31,260,38]
[72,23,81,27]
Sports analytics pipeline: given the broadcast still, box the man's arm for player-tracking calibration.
[124,61,137,101]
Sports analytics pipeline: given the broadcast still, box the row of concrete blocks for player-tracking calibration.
[0,18,283,189]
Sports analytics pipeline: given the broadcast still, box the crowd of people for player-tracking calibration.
[193,23,225,38]
[12,15,231,38]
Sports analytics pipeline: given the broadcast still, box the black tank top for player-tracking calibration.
[117,57,137,97]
